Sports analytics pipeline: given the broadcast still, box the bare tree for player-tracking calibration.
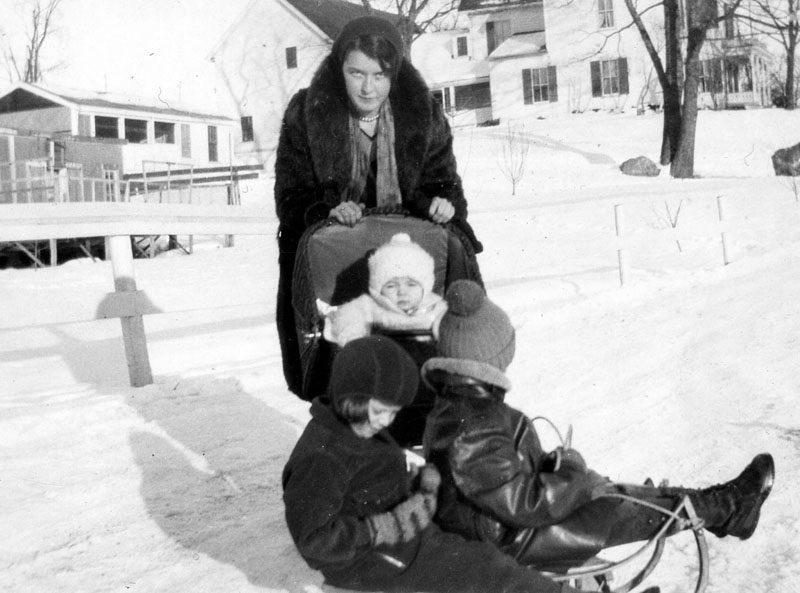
[738,0,799,108]
[496,123,530,196]
[1,0,64,83]
[361,0,460,58]
[620,0,742,178]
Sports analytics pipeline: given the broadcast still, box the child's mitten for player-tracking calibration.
[367,492,436,546]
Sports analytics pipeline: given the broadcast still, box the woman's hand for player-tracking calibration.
[428,197,455,223]
[329,201,365,227]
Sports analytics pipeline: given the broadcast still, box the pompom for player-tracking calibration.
[444,280,485,316]
[390,233,412,244]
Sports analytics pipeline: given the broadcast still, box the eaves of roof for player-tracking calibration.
[0,83,234,122]
[458,0,541,13]
[488,31,547,60]
[56,93,235,122]
[283,0,400,40]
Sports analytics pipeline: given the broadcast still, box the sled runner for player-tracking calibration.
[529,418,711,593]
[540,492,710,593]
[291,207,483,447]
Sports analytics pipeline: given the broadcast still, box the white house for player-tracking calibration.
[412,0,773,124]
[209,0,399,167]
[0,82,236,176]
[210,0,775,164]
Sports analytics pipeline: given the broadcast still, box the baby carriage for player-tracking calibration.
[291,207,483,447]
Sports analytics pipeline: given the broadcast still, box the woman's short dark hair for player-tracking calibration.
[339,33,401,78]
[333,393,371,424]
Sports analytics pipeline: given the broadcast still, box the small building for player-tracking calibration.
[0,82,236,179]
[0,83,255,267]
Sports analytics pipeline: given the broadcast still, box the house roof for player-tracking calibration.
[489,31,546,60]
[283,0,401,40]
[410,30,490,86]
[458,0,541,12]
[0,82,234,122]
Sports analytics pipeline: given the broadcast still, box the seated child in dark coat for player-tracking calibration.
[421,280,775,570]
[319,233,447,347]
[282,334,585,593]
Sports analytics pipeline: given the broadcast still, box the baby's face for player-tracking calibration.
[380,276,424,313]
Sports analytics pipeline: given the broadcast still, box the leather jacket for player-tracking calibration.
[422,372,606,556]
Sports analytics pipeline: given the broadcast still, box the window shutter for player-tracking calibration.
[522,69,532,105]
[590,61,602,97]
[618,57,629,94]
[548,66,558,102]
[487,21,496,54]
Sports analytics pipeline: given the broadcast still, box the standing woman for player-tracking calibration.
[274,15,481,395]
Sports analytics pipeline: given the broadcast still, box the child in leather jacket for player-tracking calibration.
[421,280,775,570]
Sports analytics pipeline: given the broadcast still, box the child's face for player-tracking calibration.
[380,276,424,313]
[351,399,402,439]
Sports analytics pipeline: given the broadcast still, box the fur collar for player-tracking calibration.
[304,55,433,195]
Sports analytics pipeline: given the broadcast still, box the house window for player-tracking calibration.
[454,82,491,111]
[286,46,297,69]
[601,59,620,94]
[208,125,218,162]
[124,118,148,143]
[432,89,453,113]
[598,0,615,29]
[181,124,191,158]
[154,121,175,144]
[455,36,468,57]
[522,66,558,104]
[241,116,254,142]
[699,59,723,93]
[486,20,511,54]
[590,58,629,97]
[94,116,119,139]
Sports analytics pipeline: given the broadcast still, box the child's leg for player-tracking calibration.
[389,527,579,593]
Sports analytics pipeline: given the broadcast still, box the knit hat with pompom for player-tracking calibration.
[368,233,435,296]
[424,280,515,391]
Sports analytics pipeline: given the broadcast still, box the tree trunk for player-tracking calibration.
[397,15,416,60]
[660,0,683,165]
[671,61,700,178]
[661,85,683,165]
[786,32,797,110]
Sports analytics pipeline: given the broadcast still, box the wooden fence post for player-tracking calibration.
[107,235,153,387]
[716,195,730,266]
[614,204,629,286]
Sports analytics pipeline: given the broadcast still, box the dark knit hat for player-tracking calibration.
[329,335,419,409]
[332,15,404,70]
[425,280,515,390]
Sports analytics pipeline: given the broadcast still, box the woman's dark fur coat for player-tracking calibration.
[274,53,480,396]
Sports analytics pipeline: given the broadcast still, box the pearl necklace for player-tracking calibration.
[359,113,380,123]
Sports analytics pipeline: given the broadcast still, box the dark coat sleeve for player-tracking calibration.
[409,99,468,224]
[449,414,604,529]
[283,451,374,571]
[274,90,335,238]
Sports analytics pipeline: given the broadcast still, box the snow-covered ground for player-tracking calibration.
[2,109,800,593]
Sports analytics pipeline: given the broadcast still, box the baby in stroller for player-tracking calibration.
[318,232,447,347]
